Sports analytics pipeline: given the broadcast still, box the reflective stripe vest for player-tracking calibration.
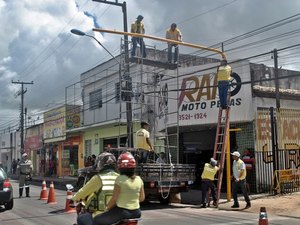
[97,172,119,211]
[85,171,119,215]
[131,21,145,34]
[217,65,231,81]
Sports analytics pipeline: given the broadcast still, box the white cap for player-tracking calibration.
[22,153,28,157]
[210,158,217,166]
[231,151,240,157]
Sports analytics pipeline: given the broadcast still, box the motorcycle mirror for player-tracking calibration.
[66,184,74,191]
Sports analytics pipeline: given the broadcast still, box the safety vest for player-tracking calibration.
[18,160,33,174]
[217,65,231,81]
[201,163,218,181]
[233,159,247,180]
[131,21,145,34]
[97,171,119,211]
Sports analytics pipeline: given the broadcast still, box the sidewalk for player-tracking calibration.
[10,174,78,191]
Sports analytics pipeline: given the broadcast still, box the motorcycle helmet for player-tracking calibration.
[117,152,136,169]
[97,152,116,171]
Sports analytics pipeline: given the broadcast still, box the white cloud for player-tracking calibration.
[0,0,300,130]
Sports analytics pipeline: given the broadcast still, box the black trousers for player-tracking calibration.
[201,180,217,204]
[93,206,141,225]
[232,179,250,205]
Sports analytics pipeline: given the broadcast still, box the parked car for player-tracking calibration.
[0,167,14,210]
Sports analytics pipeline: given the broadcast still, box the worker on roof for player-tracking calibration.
[216,59,232,109]
[166,23,182,64]
[131,15,147,58]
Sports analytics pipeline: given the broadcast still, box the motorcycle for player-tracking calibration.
[67,184,140,225]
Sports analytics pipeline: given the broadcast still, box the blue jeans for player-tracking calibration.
[93,206,141,225]
[138,149,149,163]
[131,37,146,58]
[77,213,93,225]
[218,80,230,108]
[167,44,178,63]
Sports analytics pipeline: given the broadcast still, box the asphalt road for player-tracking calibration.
[0,181,299,225]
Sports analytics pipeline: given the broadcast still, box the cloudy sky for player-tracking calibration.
[0,0,299,131]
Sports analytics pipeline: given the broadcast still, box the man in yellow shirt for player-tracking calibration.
[136,121,153,163]
[200,158,219,208]
[71,152,119,225]
[216,59,232,109]
[131,15,146,58]
[166,23,182,64]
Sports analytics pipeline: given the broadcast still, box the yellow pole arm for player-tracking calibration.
[93,28,227,60]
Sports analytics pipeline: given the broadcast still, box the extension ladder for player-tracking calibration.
[211,103,231,206]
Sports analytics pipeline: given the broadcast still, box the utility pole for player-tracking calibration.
[273,48,280,109]
[11,80,33,155]
[93,0,133,147]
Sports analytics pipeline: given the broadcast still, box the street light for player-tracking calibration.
[70,29,119,64]
[71,28,134,147]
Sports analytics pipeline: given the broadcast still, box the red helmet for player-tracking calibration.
[117,152,136,169]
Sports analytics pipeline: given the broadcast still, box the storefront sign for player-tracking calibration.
[156,61,253,130]
[43,106,66,143]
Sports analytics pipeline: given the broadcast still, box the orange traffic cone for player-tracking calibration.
[258,207,269,225]
[47,181,57,204]
[65,190,76,213]
[39,179,48,200]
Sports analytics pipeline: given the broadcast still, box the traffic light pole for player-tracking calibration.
[93,0,133,147]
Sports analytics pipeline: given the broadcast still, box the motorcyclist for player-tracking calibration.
[93,152,145,225]
[71,152,119,225]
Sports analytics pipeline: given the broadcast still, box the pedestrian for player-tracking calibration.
[200,158,219,208]
[216,59,232,109]
[166,23,182,64]
[156,152,167,164]
[85,156,93,167]
[131,15,147,58]
[91,154,97,168]
[136,121,154,163]
[72,152,119,225]
[93,152,145,225]
[12,159,17,174]
[231,151,251,209]
[17,153,33,198]
[49,158,55,177]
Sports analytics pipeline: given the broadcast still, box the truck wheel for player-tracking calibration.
[159,195,170,205]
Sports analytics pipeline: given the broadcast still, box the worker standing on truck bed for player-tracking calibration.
[136,121,153,163]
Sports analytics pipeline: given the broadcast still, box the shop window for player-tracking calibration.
[89,89,102,110]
